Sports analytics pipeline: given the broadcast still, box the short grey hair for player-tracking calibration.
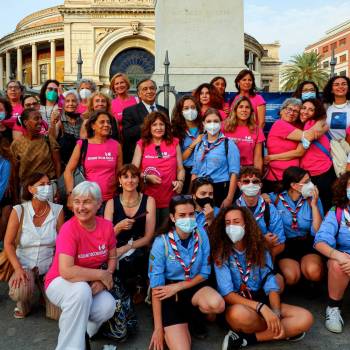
[77,78,97,92]
[63,89,80,101]
[280,98,302,111]
[72,181,102,202]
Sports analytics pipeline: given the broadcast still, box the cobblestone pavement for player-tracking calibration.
[1,282,350,349]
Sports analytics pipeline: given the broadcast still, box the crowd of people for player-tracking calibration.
[1,70,350,350]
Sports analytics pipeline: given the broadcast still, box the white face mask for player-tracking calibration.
[183,108,198,121]
[204,122,221,136]
[301,181,315,198]
[240,183,261,197]
[225,225,245,243]
[79,88,92,100]
[34,185,53,202]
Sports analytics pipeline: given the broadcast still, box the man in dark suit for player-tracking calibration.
[122,79,168,163]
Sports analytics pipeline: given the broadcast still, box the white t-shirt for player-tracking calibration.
[326,101,350,140]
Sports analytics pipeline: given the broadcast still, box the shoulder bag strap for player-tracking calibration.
[14,204,25,247]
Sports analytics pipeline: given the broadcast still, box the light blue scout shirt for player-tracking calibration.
[0,157,10,201]
[195,206,220,229]
[214,250,280,297]
[181,128,200,168]
[191,133,240,183]
[148,225,211,288]
[236,195,285,244]
[314,207,350,254]
[269,191,324,239]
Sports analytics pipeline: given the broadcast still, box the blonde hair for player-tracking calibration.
[83,91,111,119]
[224,96,256,133]
[110,72,131,94]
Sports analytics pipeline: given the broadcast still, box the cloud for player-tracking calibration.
[245,1,350,63]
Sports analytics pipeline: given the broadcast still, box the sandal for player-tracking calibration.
[14,307,25,319]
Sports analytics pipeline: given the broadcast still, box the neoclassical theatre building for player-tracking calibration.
[0,0,281,91]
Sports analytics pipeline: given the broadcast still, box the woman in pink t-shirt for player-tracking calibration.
[110,73,138,134]
[210,76,230,116]
[5,80,24,129]
[232,69,266,128]
[192,83,227,120]
[264,98,328,193]
[132,111,185,225]
[64,110,122,209]
[45,181,117,350]
[223,96,265,172]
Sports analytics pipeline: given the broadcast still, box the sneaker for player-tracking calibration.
[286,332,306,342]
[325,306,344,333]
[222,331,248,350]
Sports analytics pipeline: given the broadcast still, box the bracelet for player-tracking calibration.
[188,146,194,151]
[108,255,117,260]
[257,302,265,315]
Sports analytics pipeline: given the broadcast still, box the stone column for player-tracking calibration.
[16,47,23,82]
[50,40,56,79]
[5,51,11,83]
[31,42,38,86]
[0,56,4,90]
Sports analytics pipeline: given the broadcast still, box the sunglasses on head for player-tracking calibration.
[172,194,192,202]
[155,145,163,158]
[241,178,261,185]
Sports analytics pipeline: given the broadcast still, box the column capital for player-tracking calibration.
[30,42,37,47]
[49,39,56,43]
[16,46,22,50]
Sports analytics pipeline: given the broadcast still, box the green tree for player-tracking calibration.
[281,52,329,92]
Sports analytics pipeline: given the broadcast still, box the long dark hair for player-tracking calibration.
[141,111,173,146]
[300,98,326,122]
[293,80,320,99]
[235,69,257,96]
[281,166,308,192]
[192,83,224,110]
[39,79,60,105]
[171,95,202,142]
[209,205,266,267]
[332,172,350,209]
[323,76,350,104]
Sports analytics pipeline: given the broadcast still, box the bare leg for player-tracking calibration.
[278,258,301,285]
[328,259,350,300]
[164,323,191,350]
[301,254,323,282]
[191,286,225,314]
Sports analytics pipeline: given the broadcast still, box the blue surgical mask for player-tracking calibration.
[46,90,58,102]
[347,188,350,201]
[175,217,197,234]
[0,112,6,121]
[301,91,316,101]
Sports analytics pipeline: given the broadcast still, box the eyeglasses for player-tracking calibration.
[193,176,213,185]
[7,85,20,90]
[24,102,39,108]
[155,145,163,158]
[241,178,261,185]
[47,87,58,92]
[172,194,192,202]
[285,107,300,115]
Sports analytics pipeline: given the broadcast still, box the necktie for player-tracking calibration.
[150,105,156,112]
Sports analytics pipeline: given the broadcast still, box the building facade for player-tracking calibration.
[0,0,281,91]
[305,20,350,77]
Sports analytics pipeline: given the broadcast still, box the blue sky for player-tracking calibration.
[1,0,350,62]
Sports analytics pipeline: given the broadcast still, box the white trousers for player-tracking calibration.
[46,277,116,350]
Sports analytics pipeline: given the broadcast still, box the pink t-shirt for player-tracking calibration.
[266,119,300,181]
[224,126,265,166]
[232,94,266,122]
[300,120,332,176]
[45,216,116,289]
[138,138,179,208]
[76,103,88,114]
[111,96,138,129]
[3,104,24,129]
[77,138,120,201]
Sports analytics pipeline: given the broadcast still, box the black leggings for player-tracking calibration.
[212,181,229,207]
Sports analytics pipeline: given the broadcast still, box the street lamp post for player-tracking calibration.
[247,51,254,71]
[77,48,83,81]
[330,48,336,78]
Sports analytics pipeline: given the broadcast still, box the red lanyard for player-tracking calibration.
[168,230,199,281]
[237,196,265,222]
[279,194,304,230]
[234,254,252,299]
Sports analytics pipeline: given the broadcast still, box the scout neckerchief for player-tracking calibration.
[278,193,304,230]
[185,129,197,141]
[201,135,225,161]
[343,207,350,227]
[237,196,265,222]
[233,253,252,299]
[168,230,199,281]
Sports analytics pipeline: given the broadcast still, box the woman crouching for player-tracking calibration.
[148,195,224,350]
[45,181,117,350]
[210,206,313,349]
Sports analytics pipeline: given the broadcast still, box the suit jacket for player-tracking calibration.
[122,102,168,163]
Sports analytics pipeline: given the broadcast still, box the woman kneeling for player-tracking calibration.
[45,181,117,350]
[148,195,225,350]
[210,206,313,349]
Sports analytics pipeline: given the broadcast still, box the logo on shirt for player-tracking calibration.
[78,243,108,259]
